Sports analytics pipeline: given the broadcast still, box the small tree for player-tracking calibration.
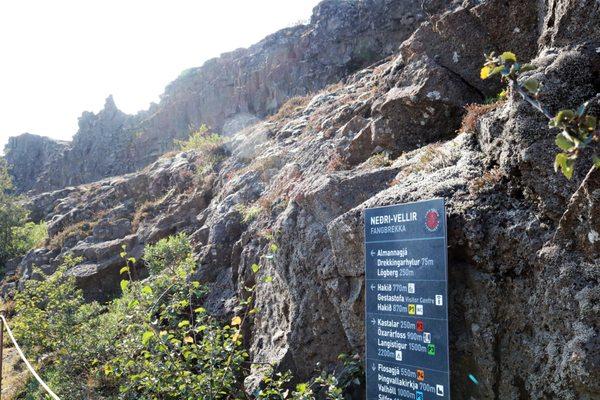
[0,159,29,268]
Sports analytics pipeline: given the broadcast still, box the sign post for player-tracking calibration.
[364,198,450,400]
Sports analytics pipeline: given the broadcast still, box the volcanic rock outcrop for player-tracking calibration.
[5,0,435,194]
[4,0,600,398]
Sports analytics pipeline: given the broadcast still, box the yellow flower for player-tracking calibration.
[231,316,242,326]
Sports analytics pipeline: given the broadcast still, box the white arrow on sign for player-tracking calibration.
[370,250,376,257]
[370,284,376,291]
[371,318,376,325]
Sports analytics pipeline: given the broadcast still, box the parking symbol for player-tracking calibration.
[408,304,416,315]
[416,391,424,400]
[427,344,436,355]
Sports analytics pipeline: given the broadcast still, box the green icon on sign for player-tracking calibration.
[427,344,436,356]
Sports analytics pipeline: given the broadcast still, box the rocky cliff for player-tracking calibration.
[4,0,600,398]
[4,0,437,194]
[4,133,69,193]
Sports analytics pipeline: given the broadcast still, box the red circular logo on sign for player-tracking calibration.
[425,209,440,232]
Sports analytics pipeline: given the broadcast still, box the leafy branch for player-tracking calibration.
[481,51,599,178]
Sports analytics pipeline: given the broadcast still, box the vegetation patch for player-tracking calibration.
[364,152,392,168]
[268,95,311,122]
[468,166,504,194]
[7,234,362,399]
[0,160,50,271]
[459,101,504,133]
[176,125,229,177]
[131,194,169,232]
[235,203,263,224]
[48,219,99,249]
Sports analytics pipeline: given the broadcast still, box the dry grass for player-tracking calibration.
[131,194,169,232]
[459,101,504,133]
[48,220,98,249]
[468,166,504,194]
[160,150,180,159]
[268,95,311,122]
[326,152,349,172]
[1,347,30,399]
[227,154,284,183]
[365,153,392,168]
[390,143,454,183]
[256,167,303,212]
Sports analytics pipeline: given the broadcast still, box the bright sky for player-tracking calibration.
[0,0,320,149]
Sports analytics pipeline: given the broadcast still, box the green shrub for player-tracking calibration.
[12,255,86,358]
[12,221,48,253]
[143,233,193,275]
[176,125,229,177]
[235,203,263,224]
[0,159,29,268]
[10,234,358,399]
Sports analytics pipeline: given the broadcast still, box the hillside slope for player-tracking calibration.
[4,0,600,398]
[5,0,436,194]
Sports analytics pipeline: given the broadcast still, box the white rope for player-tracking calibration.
[0,315,60,400]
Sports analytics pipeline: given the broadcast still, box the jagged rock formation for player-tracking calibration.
[4,0,435,194]
[3,133,69,193]
[4,0,600,398]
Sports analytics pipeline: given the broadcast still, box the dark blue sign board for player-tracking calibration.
[365,198,450,400]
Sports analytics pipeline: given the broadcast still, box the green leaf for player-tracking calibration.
[520,63,536,72]
[178,320,191,328]
[554,153,574,179]
[120,279,129,293]
[583,115,597,132]
[490,65,506,77]
[141,330,154,346]
[119,266,129,275]
[554,109,575,124]
[141,285,153,296]
[127,257,136,264]
[194,307,206,314]
[296,383,309,393]
[500,51,517,63]
[263,276,273,283]
[127,299,139,308]
[593,154,600,168]
[555,132,575,151]
[251,263,261,274]
[523,78,540,94]
[269,243,278,253]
